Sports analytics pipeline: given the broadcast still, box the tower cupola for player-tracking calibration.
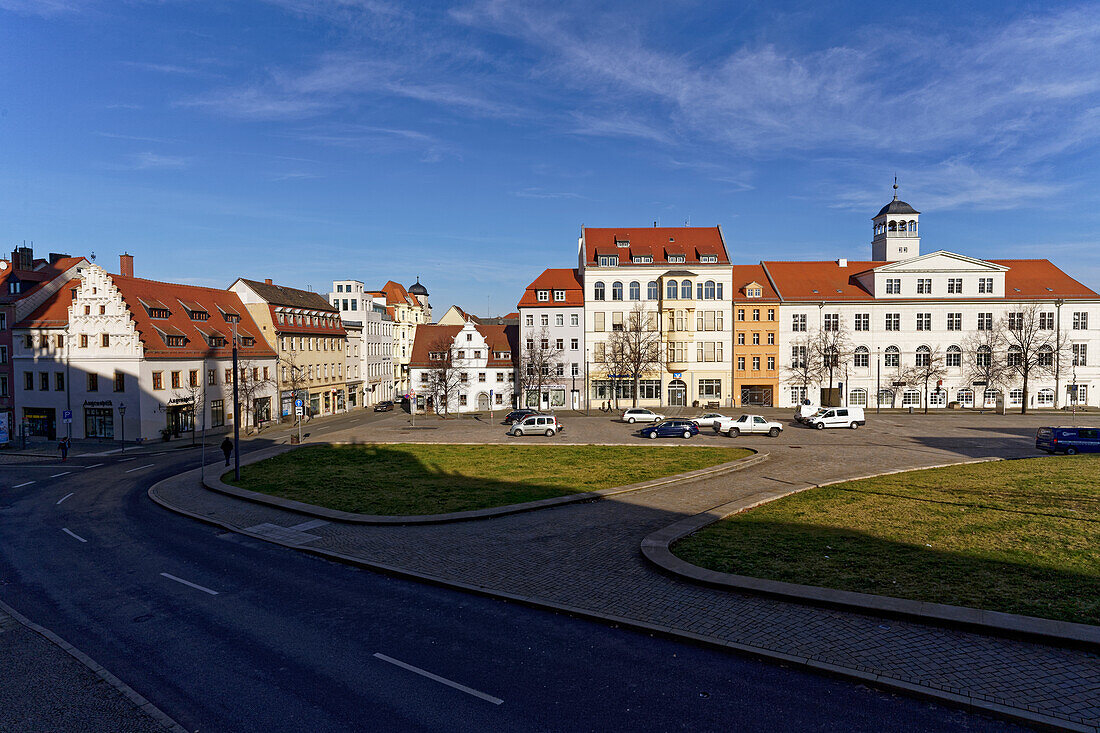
[872,179,920,261]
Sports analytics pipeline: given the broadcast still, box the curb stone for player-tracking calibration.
[0,598,188,733]
[146,470,1095,733]
[642,457,1100,649]
[202,443,767,524]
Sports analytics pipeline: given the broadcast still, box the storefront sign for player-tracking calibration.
[0,413,8,444]
[83,400,113,407]
[169,397,195,405]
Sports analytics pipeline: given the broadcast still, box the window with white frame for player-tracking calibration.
[976,346,992,367]
[916,313,931,331]
[1007,312,1024,330]
[849,388,867,406]
[791,386,807,404]
[884,346,900,367]
[1037,388,1055,406]
[885,278,901,294]
[916,278,931,294]
[823,313,839,331]
[698,379,721,398]
[1068,384,1087,404]
[792,313,807,332]
[700,255,718,263]
[1038,345,1053,367]
[629,281,640,300]
[524,314,534,326]
[791,345,807,368]
[885,313,900,331]
[594,282,605,300]
[915,345,931,366]
[1007,346,1022,367]
[947,312,962,331]
[541,314,549,326]
[1039,312,1054,330]
[570,314,579,327]
[854,346,869,367]
[1073,343,1087,366]
[556,314,564,326]
[947,278,962,294]
[977,312,994,330]
[854,313,869,331]
[956,388,974,406]
[946,345,962,367]
[1008,388,1023,405]
[978,277,993,294]
[1074,312,1089,329]
[597,255,618,267]
[612,282,623,300]
[553,290,565,302]
[902,389,921,406]
[667,254,685,264]
[570,338,579,350]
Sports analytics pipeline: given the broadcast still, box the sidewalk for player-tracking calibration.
[151,429,1100,732]
[0,602,181,732]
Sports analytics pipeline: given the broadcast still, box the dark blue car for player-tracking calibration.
[640,419,699,440]
[1036,426,1100,454]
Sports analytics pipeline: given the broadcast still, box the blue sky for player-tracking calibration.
[3,1,1100,316]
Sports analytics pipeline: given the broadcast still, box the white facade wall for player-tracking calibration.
[331,280,394,405]
[519,305,584,409]
[409,322,514,413]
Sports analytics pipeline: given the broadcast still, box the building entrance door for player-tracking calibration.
[668,379,687,406]
[23,408,56,440]
[477,393,490,411]
[740,385,773,407]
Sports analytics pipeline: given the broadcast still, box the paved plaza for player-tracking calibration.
[153,409,1100,731]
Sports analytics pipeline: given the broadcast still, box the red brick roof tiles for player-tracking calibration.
[583,227,729,267]
[518,268,583,308]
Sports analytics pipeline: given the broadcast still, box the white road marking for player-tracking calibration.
[85,463,103,469]
[56,492,75,505]
[288,519,329,532]
[118,457,137,462]
[61,528,87,543]
[50,471,71,478]
[125,464,155,473]
[160,572,219,596]
[13,481,35,488]
[372,653,503,705]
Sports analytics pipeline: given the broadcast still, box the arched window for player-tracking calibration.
[647,281,659,300]
[1009,388,1024,405]
[681,280,692,299]
[947,344,962,367]
[956,388,974,407]
[594,281,605,301]
[854,346,869,367]
[909,220,918,232]
[983,388,1000,407]
[849,388,867,406]
[704,280,716,299]
[666,280,678,299]
[888,220,898,232]
[929,389,947,407]
[902,389,921,406]
[915,345,931,367]
[629,281,640,300]
[976,345,992,367]
[1039,345,1054,367]
[1007,345,1022,367]
[1037,388,1055,406]
[612,281,623,300]
[878,388,895,407]
[885,345,900,367]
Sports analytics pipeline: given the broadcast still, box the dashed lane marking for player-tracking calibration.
[50,471,71,478]
[61,528,87,543]
[159,572,219,596]
[13,481,35,488]
[372,653,503,705]
[124,464,155,473]
[85,463,103,469]
[56,492,75,505]
[118,457,137,462]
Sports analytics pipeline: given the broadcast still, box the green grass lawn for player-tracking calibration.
[672,456,1100,625]
[227,443,751,516]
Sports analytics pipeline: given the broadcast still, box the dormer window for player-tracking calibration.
[699,255,718,263]
[537,290,549,302]
[189,309,209,321]
[241,336,255,347]
[747,288,761,298]
[632,255,652,264]
[667,254,686,264]
[597,255,619,267]
[164,334,187,347]
[553,290,565,302]
[615,238,629,248]
[209,335,227,347]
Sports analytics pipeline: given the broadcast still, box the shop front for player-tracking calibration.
[83,400,115,439]
[23,407,56,440]
[165,398,194,437]
[253,396,271,426]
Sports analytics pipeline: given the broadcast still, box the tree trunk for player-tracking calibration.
[1021,372,1028,415]
[632,376,639,407]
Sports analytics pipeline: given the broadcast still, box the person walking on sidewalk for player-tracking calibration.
[58,436,70,462]
[221,436,233,467]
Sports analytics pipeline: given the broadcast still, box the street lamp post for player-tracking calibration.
[876,346,881,415]
[232,319,240,481]
[118,402,126,454]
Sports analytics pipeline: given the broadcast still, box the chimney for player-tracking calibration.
[265,278,273,285]
[12,246,33,270]
[49,252,70,265]
[837,258,848,268]
[120,252,134,278]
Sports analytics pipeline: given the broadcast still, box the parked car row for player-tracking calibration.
[504,409,565,437]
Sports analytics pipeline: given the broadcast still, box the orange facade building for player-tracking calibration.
[732,265,780,407]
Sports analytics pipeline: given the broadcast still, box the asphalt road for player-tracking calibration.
[0,413,1024,731]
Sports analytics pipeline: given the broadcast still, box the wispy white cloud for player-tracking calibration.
[513,187,588,200]
[121,61,211,76]
[0,0,80,17]
[180,87,334,120]
[122,151,191,170]
[94,131,178,144]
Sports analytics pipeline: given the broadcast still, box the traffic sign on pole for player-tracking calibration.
[62,410,73,424]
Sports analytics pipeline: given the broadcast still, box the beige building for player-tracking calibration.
[369,279,431,397]
[230,278,349,418]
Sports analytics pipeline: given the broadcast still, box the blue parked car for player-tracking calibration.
[640,419,699,440]
[1036,426,1100,455]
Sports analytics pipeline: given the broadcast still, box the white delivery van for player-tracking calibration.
[794,403,819,424]
[806,406,866,430]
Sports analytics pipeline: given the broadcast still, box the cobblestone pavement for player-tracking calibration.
[153,412,1100,730]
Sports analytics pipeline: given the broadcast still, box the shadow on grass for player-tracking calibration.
[227,442,750,517]
[673,519,1100,626]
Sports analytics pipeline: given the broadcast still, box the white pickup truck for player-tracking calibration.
[713,414,784,437]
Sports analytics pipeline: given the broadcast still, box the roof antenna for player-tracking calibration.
[893,174,899,201]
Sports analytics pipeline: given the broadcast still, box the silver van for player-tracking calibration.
[508,415,564,436]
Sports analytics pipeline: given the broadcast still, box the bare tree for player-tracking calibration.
[964,326,1009,407]
[519,326,564,410]
[236,359,276,432]
[810,322,852,407]
[280,348,311,421]
[423,335,462,416]
[606,303,662,408]
[783,334,824,404]
[1002,305,1066,414]
[171,371,206,444]
[902,345,948,414]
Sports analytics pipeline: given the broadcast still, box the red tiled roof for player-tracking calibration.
[518,268,584,308]
[732,264,780,302]
[762,258,1099,301]
[20,271,276,360]
[410,324,518,368]
[265,303,346,337]
[583,227,729,267]
[380,280,419,307]
[0,256,86,305]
